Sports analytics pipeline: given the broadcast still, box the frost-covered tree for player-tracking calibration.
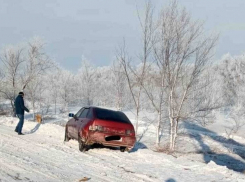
[117,1,155,136]
[58,70,76,112]
[77,59,96,106]
[21,38,53,91]
[219,54,245,106]
[0,45,24,115]
[111,61,128,110]
[218,54,245,137]
[0,38,53,115]
[153,0,218,150]
[25,75,47,118]
[47,71,60,115]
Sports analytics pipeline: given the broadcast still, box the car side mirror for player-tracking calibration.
[69,113,74,117]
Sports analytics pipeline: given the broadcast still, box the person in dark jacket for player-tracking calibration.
[14,92,29,135]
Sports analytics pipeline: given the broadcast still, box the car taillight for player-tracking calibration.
[97,125,104,131]
[126,130,134,135]
[89,125,104,131]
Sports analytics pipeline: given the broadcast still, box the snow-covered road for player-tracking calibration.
[0,117,245,182]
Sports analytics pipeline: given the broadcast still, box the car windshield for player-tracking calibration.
[94,108,131,124]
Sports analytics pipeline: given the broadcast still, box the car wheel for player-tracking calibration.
[78,135,88,152]
[64,127,70,142]
[120,147,127,152]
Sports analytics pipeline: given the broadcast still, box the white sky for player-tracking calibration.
[0,0,244,71]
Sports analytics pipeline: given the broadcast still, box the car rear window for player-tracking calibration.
[94,108,131,124]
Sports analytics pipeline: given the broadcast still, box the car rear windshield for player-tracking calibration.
[94,108,131,124]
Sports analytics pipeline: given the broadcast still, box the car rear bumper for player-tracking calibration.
[87,132,136,149]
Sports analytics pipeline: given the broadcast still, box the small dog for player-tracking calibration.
[36,114,42,124]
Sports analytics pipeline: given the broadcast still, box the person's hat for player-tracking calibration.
[19,92,24,95]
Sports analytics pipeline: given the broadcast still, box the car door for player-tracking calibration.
[67,117,75,138]
[70,108,84,138]
[74,108,90,139]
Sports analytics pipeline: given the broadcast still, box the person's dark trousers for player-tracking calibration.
[15,114,24,134]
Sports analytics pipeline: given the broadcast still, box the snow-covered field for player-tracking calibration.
[1,111,245,182]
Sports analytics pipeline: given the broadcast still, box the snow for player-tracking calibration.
[1,116,245,182]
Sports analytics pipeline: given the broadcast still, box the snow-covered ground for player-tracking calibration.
[1,111,245,182]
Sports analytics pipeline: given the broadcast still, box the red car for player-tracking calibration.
[64,107,136,152]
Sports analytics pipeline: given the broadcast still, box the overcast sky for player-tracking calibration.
[0,0,245,71]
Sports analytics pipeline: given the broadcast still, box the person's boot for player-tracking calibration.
[15,129,18,132]
[18,133,24,135]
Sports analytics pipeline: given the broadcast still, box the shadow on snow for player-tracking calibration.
[183,121,245,172]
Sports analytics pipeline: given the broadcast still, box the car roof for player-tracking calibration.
[86,106,121,112]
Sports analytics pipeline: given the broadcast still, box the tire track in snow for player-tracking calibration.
[82,148,158,182]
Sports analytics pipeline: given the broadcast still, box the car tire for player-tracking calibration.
[78,135,88,152]
[64,127,70,142]
[120,147,127,152]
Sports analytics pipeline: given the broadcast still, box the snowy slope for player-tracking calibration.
[0,117,245,182]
